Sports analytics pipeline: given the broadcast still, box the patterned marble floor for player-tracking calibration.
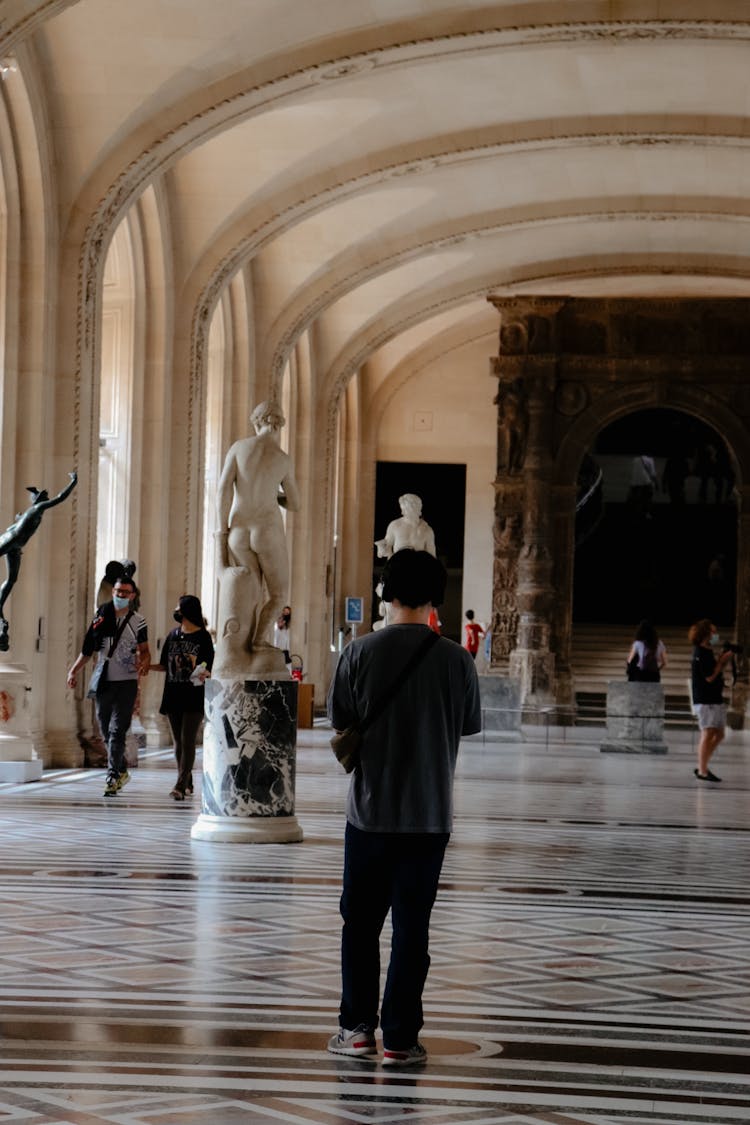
[0,723,749,1124]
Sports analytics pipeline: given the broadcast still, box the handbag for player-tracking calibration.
[330,628,440,773]
[86,610,133,698]
[86,658,108,698]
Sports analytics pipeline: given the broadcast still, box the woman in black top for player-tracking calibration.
[151,595,214,800]
[688,618,733,783]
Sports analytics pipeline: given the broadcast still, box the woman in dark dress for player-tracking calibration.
[688,618,733,783]
[151,595,214,800]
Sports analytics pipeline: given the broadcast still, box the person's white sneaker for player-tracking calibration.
[382,1042,427,1067]
[327,1024,377,1057]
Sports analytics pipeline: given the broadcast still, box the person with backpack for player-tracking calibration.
[626,619,667,682]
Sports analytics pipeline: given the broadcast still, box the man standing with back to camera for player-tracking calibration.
[327,548,482,1067]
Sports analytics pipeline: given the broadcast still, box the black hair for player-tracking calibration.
[380,549,446,608]
[465,609,475,620]
[634,618,658,647]
[179,594,205,628]
[103,559,126,583]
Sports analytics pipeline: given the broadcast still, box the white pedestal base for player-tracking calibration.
[0,757,43,783]
[0,665,41,783]
[191,813,303,844]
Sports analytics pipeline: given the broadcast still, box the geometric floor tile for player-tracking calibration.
[0,726,749,1124]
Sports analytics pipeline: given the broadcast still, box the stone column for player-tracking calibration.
[508,366,557,713]
[489,481,522,668]
[728,491,750,729]
[488,298,563,716]
[549,484,577,717]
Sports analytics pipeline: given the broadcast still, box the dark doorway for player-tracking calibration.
[574,409,737,626]
[374,462,466,641]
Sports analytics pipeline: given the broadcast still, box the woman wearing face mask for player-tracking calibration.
[688,618,734,783]
[150,595,214,800]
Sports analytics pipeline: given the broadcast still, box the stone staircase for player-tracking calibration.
[571,623,696,728]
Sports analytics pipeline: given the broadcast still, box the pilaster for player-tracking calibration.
[489,299,564,714]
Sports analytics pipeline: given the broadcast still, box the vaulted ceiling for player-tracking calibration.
[8,0,750,388]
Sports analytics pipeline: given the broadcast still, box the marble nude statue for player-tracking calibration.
[0,471,77,651]
[215,402,300,676]
[374,493,436,559]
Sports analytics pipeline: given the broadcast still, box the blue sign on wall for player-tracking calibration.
[345,596,364,624]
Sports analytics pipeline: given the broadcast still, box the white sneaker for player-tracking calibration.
[327,1024,377,1057]
[382,1042,427,1067]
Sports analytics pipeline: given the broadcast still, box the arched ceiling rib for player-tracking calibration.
[18,1,750,406]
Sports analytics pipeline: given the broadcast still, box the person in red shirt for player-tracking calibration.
[427,607,441,634]
[463,610,484,659]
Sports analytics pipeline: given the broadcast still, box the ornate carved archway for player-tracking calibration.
[488,296,750,725]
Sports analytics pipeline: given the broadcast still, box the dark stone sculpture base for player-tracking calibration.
[191,677,303,843]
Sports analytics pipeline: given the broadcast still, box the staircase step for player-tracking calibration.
[571,623,705,728]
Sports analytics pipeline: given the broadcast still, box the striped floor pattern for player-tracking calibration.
[0,724,748,1123]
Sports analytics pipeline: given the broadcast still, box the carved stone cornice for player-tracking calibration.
[488,296,566,318]
[0,1,75,54]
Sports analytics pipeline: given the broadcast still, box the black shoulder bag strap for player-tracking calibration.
[106,610,134,662]
[356,627,440,737]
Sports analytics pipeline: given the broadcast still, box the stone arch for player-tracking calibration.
[552,385,750,714]
[557,384,750,490]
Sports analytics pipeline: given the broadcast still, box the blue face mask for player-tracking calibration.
[710,632,719,645]
[113,594,131,610]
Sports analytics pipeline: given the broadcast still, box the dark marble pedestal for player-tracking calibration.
[190,677,303,843]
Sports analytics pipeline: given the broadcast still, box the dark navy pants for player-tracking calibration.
[339,821,449,1050]
[95,680,138,774]
[167,710,203,793]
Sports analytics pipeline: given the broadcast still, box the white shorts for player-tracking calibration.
[692,703,727,731]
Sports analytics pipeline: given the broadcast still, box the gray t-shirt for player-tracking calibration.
[95,612,148,681]
[327,623,482,833]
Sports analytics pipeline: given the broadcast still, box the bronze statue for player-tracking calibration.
[0,471,77,650]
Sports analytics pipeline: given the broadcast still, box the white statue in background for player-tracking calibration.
[215,401,300,675]
[375,493,436,559]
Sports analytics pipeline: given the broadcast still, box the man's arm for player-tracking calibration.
[706,650,733,683]
[136,642,151,677]
[326,649,358,732]
[66,651,90,689]
[461,658,482,736]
